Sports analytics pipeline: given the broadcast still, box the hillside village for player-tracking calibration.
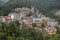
[0,6,59,34]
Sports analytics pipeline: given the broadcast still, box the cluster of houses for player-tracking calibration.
[0,7,58,34]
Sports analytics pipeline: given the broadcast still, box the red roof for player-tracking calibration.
[3,16,11,18]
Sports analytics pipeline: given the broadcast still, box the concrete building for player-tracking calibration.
[44,27,57,34]
[8,13,20,21]
[47,19,58,27]
[14,7,37,19]
[2,16,13,23]
[55,10,60,16]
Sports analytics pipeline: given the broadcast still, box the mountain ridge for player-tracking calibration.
[5,0,60,10]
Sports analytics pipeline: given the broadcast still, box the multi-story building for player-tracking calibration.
[44,27,57,34]
[47,19,58,27]
[8,13,20,21]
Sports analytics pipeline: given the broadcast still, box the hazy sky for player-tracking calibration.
[0,0,9,2]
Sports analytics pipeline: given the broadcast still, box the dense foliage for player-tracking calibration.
[0,22,60,40]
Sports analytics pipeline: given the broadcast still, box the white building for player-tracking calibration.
[47,20,58,27]
[44,27,57,34]
[55,10,60,16]
[33,18,40,23]
[8,13,20,21]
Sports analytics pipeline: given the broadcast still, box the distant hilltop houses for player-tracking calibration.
[55,10,60,16]
[0,7,59,34]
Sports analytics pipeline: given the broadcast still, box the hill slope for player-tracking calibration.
[5,0,60,10]
[1,0,60,23]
